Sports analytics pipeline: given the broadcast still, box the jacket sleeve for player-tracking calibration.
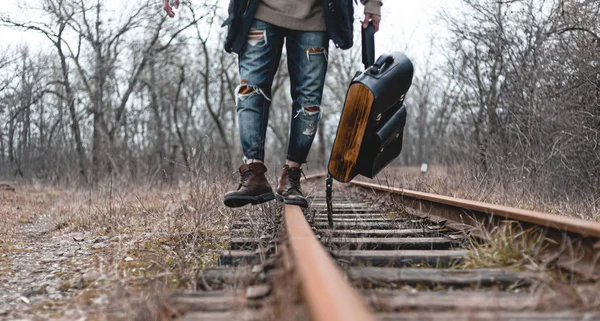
[360,0,383,15]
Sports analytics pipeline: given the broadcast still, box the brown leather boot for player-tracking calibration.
[276,165,308,208]
[224,163,275,208]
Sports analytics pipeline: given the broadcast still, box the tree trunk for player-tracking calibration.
[149,64,167,179]
[58,41,87,181]
[0,127,5,170]
[8,119,15,165]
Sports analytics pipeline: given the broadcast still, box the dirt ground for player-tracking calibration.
[0,179,237,321]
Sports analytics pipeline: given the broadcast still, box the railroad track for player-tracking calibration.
[161,174,600,320]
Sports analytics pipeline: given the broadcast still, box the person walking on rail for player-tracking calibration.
[163,0,382,208]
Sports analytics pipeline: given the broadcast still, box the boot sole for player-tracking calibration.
[275,193,308,209]
[223,193,276,208]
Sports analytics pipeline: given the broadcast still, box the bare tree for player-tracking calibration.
[441,0,599,196]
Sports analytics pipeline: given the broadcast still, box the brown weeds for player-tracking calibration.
[0,169,246,320]
[372,165,599,220]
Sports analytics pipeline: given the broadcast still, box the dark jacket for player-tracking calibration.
[222,0,355,54]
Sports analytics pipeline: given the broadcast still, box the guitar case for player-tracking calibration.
[325,22,414,225]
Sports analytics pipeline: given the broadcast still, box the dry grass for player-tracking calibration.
[58,179,234,278]
[460,222,550,271]
[0,170,247,320]
[369,165,600,221]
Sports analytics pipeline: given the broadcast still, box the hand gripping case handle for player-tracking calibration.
[362,21,376,69]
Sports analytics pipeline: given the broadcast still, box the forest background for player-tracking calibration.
[0,0,598,210]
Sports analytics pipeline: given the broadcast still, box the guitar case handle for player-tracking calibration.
[362,21,376,69]
[371,54,395,74]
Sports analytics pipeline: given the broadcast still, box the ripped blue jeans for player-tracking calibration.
[236,19,328,164]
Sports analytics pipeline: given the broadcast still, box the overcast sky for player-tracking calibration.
[376,0,460,66]
[1,0,461,69]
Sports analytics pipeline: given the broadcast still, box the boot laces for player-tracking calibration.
[238,169,253,189]
[287,168,305,191]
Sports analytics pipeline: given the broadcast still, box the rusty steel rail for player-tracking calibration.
[350,180,600,239]
[284,204,376,321]
[305,172,600,238]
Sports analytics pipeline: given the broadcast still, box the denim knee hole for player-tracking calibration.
[297,106,321,136]
[236,80,271,104]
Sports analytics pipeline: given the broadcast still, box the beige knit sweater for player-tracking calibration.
[255,0,383,31]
